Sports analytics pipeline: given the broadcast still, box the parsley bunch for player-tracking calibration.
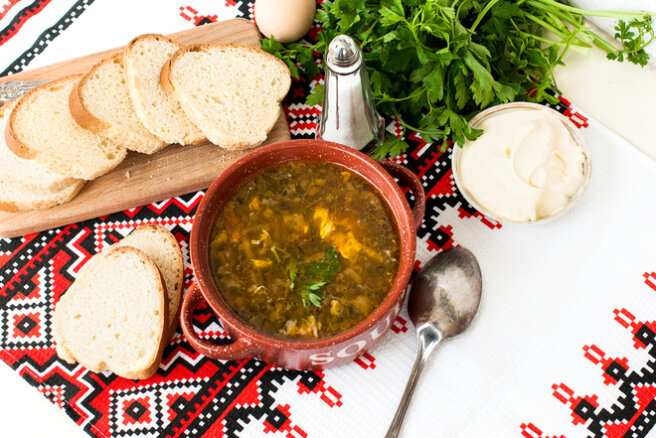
[263,0,654,158]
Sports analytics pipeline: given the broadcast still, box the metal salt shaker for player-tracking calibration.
[316,35,384,151]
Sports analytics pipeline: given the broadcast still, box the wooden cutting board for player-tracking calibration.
[0,19,291,238]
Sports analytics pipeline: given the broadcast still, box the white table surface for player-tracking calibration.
[0,363,85,437]
[554,46,656,162]
[2,25,656,438]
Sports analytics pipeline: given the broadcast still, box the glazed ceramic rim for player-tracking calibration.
[189,139,417,351]
[451,102,592,225]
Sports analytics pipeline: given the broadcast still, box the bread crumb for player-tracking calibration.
[125,171,131,179]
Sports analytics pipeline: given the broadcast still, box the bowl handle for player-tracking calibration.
[180,282,257,360]
[376,160,425,232]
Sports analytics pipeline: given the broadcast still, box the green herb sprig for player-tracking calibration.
[288,246,340,309]
[262,0,654,158]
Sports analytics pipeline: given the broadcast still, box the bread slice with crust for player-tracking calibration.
[113,225,183,338]
[161,43,290,150]
[59,224,183,339]
[69,53,167,154]
[0,178,85,212]
[52,246,168,380]
[125,34,205,145]
[5,75,126,180]
[0,101,81,193]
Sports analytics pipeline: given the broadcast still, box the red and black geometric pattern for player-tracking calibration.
[0,193,348,438]
[0,0,52,49]
[521,274,656,438]
[0,0,97,76]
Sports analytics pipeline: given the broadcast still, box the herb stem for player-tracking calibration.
[528,0,656,20]
[518,30,589,49]
[376,87,424,103]
[470,0,501,32]
[392,107,443,136]
[586,31,618,53]
[524,12,570,40]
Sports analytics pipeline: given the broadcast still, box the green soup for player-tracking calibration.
[209,161,400,339]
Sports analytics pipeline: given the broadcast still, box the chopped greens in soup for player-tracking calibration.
[209,161,400,339]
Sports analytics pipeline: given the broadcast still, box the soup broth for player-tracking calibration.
[209,161,400,339]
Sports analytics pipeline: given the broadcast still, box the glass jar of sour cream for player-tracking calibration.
[452,103,591,223]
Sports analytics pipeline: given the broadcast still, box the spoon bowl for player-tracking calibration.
[386,247,482,437]
[409,247,482,337]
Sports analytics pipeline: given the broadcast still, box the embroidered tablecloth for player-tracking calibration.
[1,1,656,437]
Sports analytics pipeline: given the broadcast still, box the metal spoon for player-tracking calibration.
[385,247,482,437]
[0,80,47,104]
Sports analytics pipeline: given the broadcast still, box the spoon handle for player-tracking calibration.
[385,323,443,438]
[0,80,47,103]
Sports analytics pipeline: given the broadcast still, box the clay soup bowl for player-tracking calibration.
[181,139,425,370]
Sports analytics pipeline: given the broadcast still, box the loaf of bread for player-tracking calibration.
[125,34,205,145]
[161,43,290,150]
[69,53,167,154]
[52,246,168,380]
[5,75,126,180]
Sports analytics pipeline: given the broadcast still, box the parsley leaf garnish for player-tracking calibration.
[289,247,340,309]
[306,292,323,308]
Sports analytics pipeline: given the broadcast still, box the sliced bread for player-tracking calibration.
[0,101,81,193]
[125,34,205,145]
[69,53,167,154]
[113,225,183,337]
[5,75,127,180]
[160,43,290,150]
[52,246,168,379]
[0,178,85,212]
[64,224,183,338]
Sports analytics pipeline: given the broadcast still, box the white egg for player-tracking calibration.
[255,0,316,43]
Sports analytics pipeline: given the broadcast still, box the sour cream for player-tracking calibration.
[457,107,586,222]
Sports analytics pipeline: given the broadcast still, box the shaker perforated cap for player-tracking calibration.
[325,35,362,73]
